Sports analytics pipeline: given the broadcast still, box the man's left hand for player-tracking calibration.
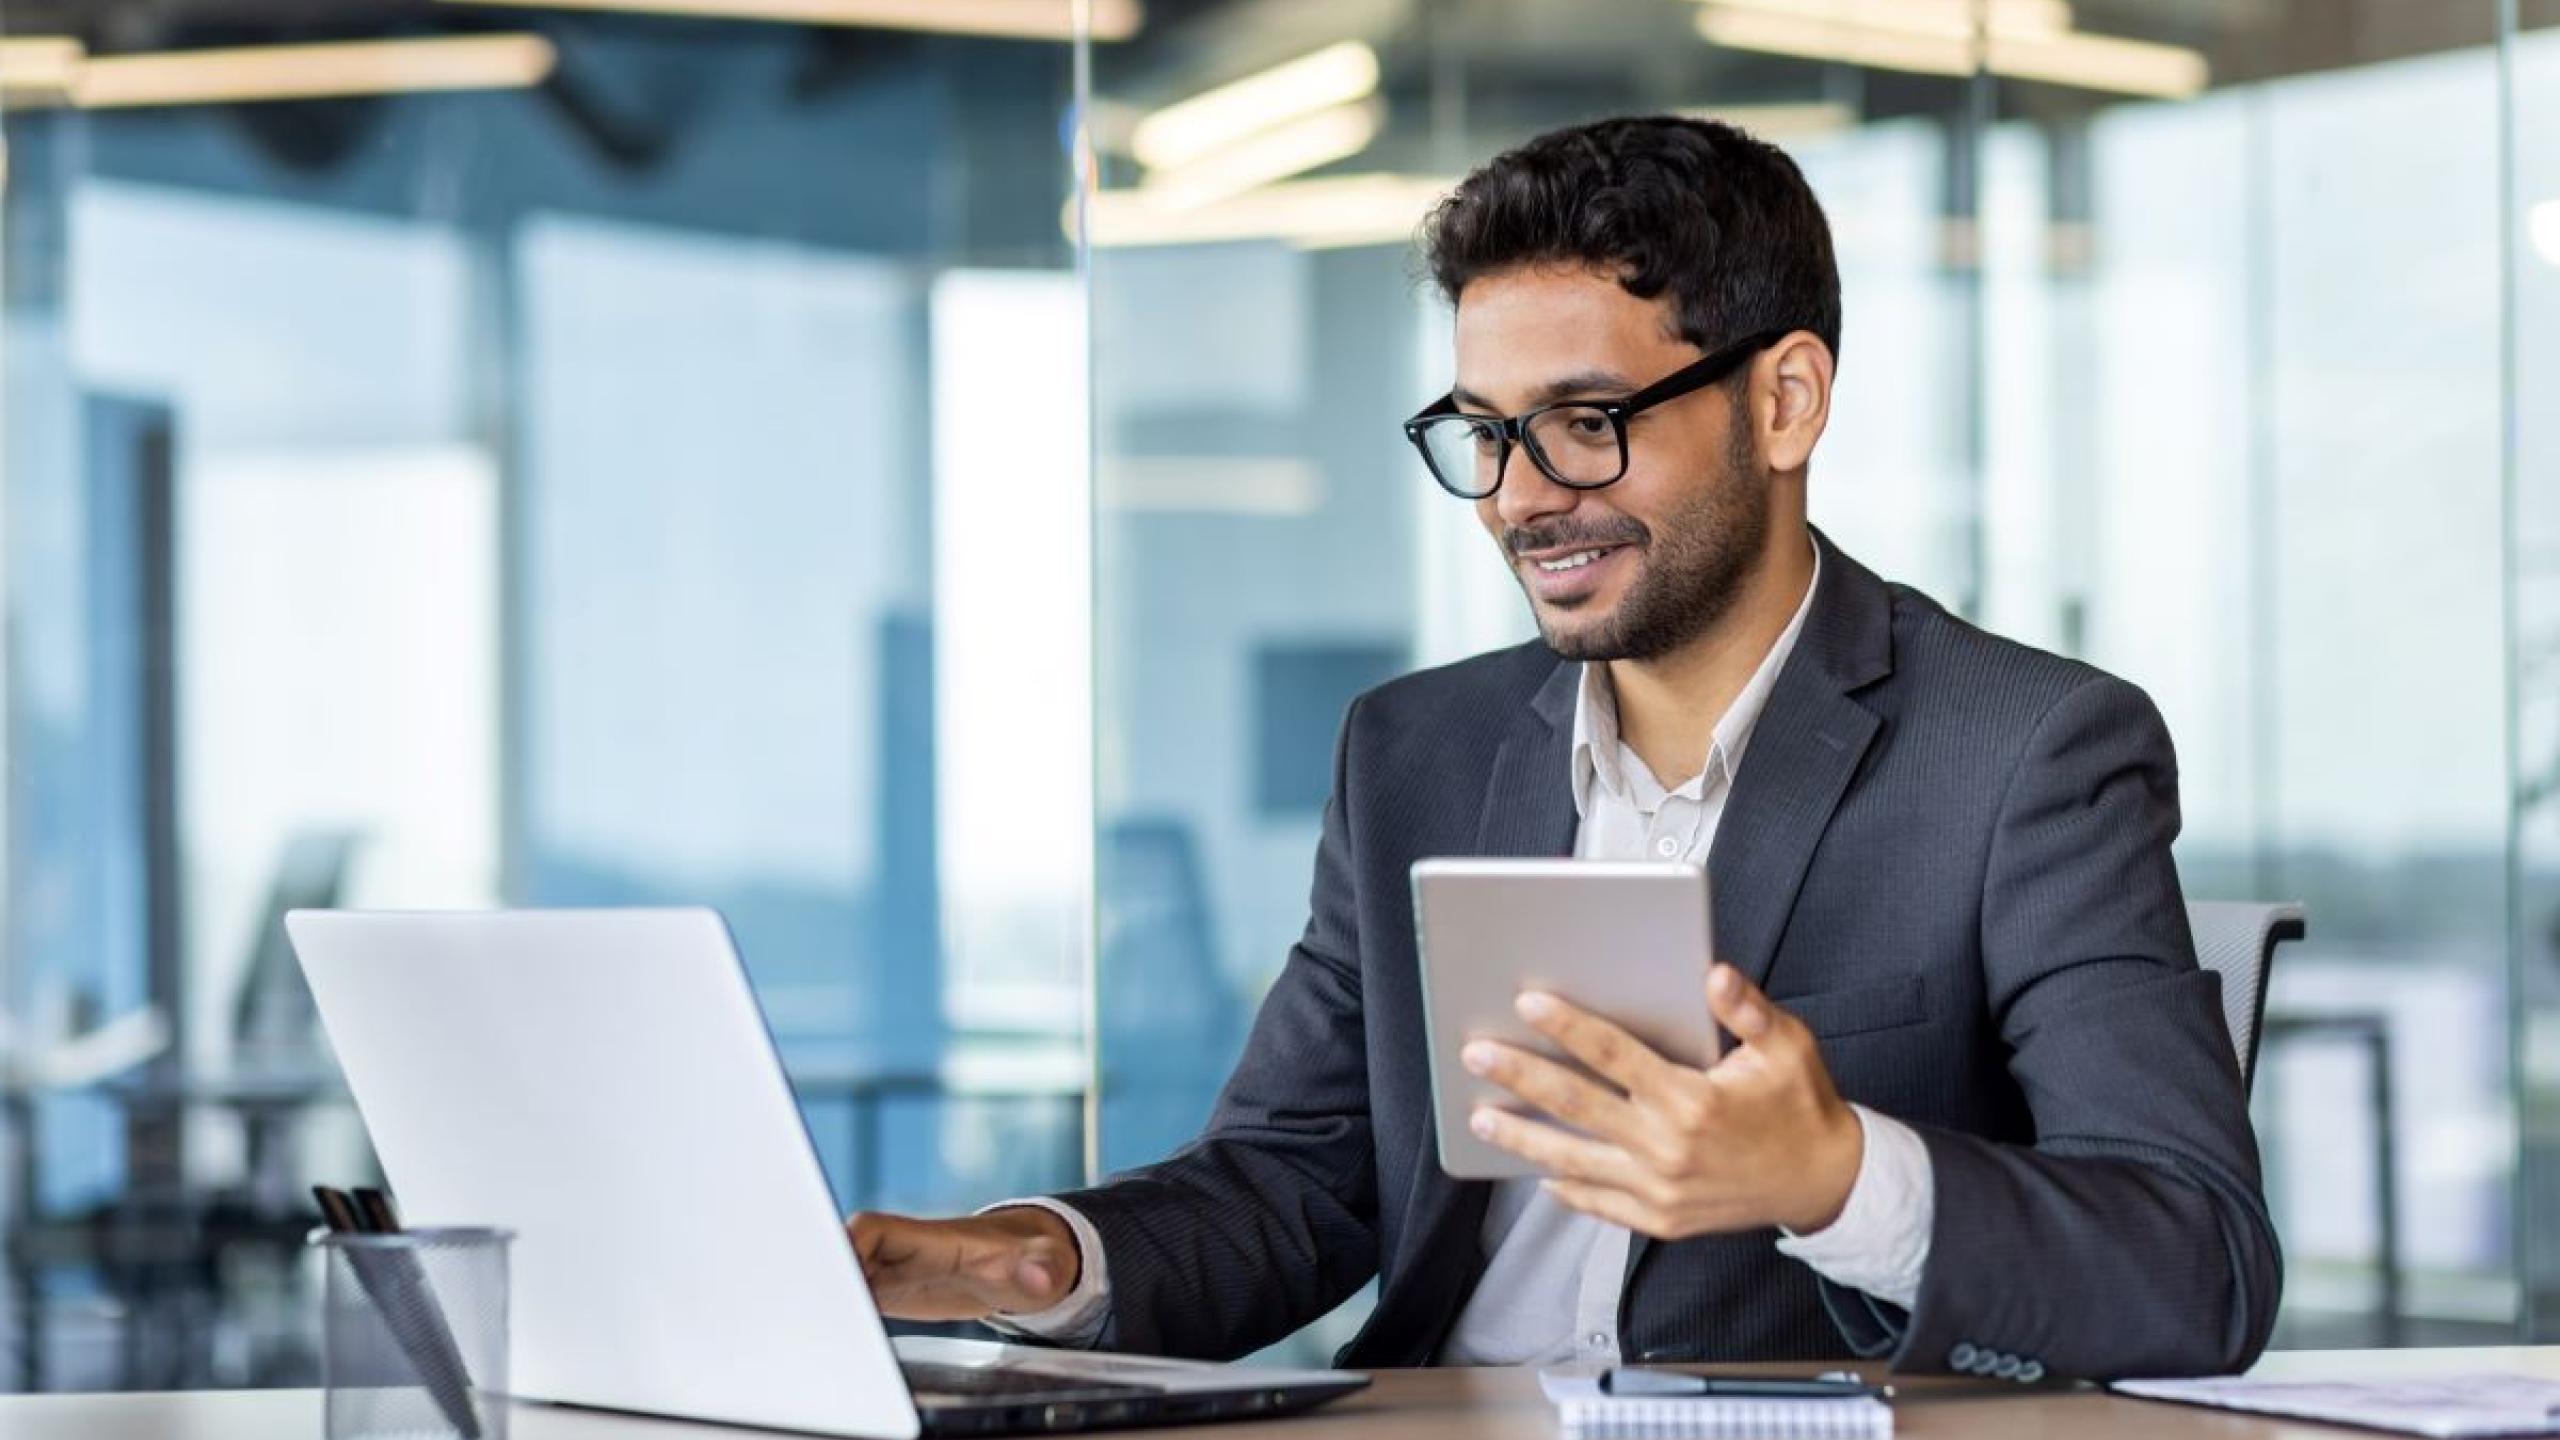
[1463,962,1863,1239]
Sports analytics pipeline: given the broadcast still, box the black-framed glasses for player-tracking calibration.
[1401,329,1787,500]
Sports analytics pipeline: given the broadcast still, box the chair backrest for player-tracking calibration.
[2185,900,2306,1093]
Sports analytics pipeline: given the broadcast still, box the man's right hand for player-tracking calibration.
[847,1207,1083,1322]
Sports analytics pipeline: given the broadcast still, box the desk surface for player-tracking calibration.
[4,1347,2553,1440]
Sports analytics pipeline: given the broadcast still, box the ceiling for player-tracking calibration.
[1,0,2522,77]
[0,0,2532,154]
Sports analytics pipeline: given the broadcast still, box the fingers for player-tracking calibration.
[1707,963,1800,1051]
[843,1211,1070,1322]
[845,1210,912,1278]
[1512,990,1680,1096]
[1462,1037,1640,1139]
[1541,1177,1665,1234]
[1468,1106,1648,1190]
[847,1211,959,1293]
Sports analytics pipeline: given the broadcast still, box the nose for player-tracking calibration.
[1488,441,1577,533]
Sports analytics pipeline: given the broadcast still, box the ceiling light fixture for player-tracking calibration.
[1131,41,1379,172]
[1696,7,1969,76]
[1693,0,2206,99]
[1986,27,2206,97]
[0,37,86,104]
[1081,171,1453,250]
[72,34,558,109]
[1138,99,1383,212]
[1705,0,2071,42]
[440,0,1140,43]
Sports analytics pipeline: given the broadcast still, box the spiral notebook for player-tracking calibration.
[1540,1372,1895,1439]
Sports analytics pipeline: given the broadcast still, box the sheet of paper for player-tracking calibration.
[2115,1374,2560,1437]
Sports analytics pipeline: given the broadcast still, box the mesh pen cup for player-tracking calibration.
[315,1226,514,1440]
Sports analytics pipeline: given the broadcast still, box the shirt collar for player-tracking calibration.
[1570,539,1823,819]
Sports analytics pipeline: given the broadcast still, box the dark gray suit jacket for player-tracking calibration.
[1054,530,2281,1379]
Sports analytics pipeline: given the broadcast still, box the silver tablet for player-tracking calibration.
[1411,858,1719,1180]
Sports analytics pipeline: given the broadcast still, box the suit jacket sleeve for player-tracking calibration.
[1823,674,2282,1380]
[1043,697,1382,1359]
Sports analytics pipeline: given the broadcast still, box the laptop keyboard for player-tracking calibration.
[900,1360,1154,1402]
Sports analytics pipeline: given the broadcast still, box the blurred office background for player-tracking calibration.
[0,0,2552,1390]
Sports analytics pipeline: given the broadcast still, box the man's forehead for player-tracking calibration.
[1455,277,1687,356]
[1449,363,1642,411]
[1449,289,1689,407]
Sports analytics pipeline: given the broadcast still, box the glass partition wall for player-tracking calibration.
[0,7,1086,1389]
[1088,0,2560,1360]
[2510,0,2560,1341]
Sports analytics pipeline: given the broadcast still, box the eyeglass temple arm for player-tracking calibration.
[1620,328,1792,412]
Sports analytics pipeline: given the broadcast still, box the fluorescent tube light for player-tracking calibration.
[1694,1,2207,98]
[74,34,558,109]
[1986,27,2206,98]
[1704,0,2072,41]
[1696,7,1970,76]
[1139,98,1382,211]
[441,0,1141,42]
[1132,41,1379,171]
[1083,171,1453,249]
[0,37,86,103]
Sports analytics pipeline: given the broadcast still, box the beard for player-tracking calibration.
[1508,403,1770,663]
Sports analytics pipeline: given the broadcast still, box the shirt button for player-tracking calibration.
[1654,837,1680,857]
[1587,1332,1610,1350]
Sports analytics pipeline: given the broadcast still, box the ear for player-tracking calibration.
[1756,331,1833,475]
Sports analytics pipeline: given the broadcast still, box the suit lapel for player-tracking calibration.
[1379,659,1578,1365]
[1623,528,1894,1299]
[1705,679,1880,994]
[1705,530,1894,990]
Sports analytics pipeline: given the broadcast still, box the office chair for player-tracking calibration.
[2186,900,2306,1095]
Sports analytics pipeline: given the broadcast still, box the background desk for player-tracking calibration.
[3,1347,2551,1439]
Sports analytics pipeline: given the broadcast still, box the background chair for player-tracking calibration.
[4,831,356,1389]
[2188,901,2401,1345]
[2186,900,2307,1092]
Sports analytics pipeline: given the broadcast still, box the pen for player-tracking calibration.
[351,1187,403,1236]
[315,1185,485,1439]
[1600,1367,1894,1400]
[314,1185,366,1236]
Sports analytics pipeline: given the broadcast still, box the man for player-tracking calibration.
[852,116,2280,1380]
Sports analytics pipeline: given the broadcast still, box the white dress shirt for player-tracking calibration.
[996,544,1934,1358]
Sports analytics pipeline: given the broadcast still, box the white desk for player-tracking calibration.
[6,1347,2556,1440]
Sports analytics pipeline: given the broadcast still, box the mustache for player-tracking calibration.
[1505,520,1648,557]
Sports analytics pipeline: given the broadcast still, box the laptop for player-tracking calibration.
[285,907,1367,1438]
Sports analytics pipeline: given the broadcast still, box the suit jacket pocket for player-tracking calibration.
[1776,975,1927,1039]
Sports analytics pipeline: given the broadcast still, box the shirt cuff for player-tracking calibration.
[973,1198,1112,1346]
[1772,1104,1933,1310]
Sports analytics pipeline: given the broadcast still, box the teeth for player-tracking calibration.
[1536,549,1607,573]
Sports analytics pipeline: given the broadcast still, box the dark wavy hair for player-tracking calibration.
[1419,115,1842,365]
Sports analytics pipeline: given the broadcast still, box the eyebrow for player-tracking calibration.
[1450,368,1640,413]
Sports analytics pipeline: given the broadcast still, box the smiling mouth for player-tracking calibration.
[1522,543,1631,574]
